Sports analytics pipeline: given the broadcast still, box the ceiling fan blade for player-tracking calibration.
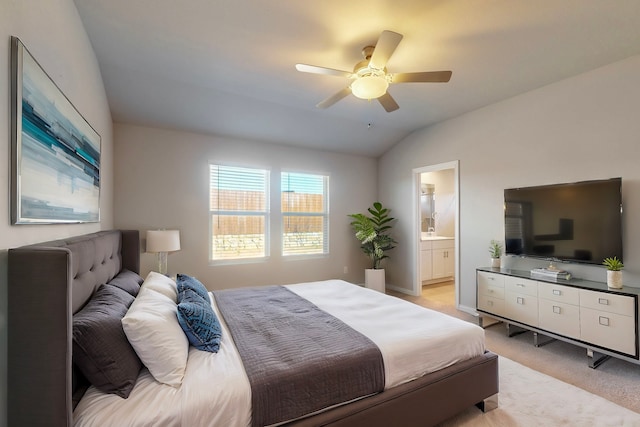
[392,71,452,83]
[377,92,399,112]
[369,30,403,69]
[316,87,352,109]
[296,63,352,78]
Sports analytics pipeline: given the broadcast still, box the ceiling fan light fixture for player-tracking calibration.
[296,30,452,111]
[351,74,389,100]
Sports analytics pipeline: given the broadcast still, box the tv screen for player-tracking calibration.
[504,178,622,265]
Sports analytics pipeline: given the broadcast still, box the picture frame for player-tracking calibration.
[10,36,101,224]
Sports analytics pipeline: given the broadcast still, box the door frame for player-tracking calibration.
[413,160,460,306]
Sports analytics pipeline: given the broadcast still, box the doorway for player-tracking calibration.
[413,161,459,307]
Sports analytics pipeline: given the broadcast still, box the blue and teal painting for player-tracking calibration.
[17,41,100,223]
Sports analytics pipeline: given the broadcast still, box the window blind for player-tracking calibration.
[209,164,269,260]
[281,172,328,256]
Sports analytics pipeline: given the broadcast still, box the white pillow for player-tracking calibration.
[142,271,178,302]
[121,287,188,386]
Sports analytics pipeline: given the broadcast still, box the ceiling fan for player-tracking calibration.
[295,30,452,113]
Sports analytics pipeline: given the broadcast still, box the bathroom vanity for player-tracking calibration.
[420,235,455,283]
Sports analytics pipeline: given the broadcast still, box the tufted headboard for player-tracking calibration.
[7,230,140,427]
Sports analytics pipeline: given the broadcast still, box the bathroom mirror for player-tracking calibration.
[420,183,435,234]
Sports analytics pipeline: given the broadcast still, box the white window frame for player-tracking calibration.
[209,164,270,263]
[281,171,329,257]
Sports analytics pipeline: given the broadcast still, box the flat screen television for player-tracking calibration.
[504,178,622,265]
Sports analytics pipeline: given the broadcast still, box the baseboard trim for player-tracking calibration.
[457,304,479,317]
[385,284,417,296]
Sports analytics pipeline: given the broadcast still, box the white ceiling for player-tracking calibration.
[73,0,640,157]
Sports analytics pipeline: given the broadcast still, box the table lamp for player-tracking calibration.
[146,229,181,275]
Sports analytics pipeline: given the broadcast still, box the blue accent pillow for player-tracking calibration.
[176,273,210,303]
[177,288,222,353]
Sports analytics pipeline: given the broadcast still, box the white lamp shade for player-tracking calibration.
[146,230,181,253]
[351,75,389,100]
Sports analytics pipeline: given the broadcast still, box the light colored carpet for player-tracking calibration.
[437,356,640,426]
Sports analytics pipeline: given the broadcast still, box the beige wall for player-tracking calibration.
[113,123,377,289]
[0,1,114,425]
[379,54,640,311]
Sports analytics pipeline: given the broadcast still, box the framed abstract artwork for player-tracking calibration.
[10,36,101,224]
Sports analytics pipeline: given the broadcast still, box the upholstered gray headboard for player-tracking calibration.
[7,230,140,427]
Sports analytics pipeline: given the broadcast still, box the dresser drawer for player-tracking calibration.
[478,295,505,316]
[538,298,580,339]
[505,292,538,326]
[477,271,504,289]
[538,282,580,305]
[580,307,636,356]
[478,282,505,299]
[505,276,538,297]
[579,290,635,316]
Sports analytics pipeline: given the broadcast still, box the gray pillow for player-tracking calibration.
[73,285,142,398]
[105,269,144,296]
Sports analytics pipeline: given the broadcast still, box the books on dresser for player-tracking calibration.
[530,267,572,280]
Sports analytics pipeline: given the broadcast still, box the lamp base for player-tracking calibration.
[157,252,168,276]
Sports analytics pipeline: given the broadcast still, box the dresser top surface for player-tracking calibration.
[477,267,640,297]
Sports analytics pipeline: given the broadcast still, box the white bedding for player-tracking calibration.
[286,280,485,389]
[73,280,485,427]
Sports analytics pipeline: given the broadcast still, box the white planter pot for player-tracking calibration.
[365,269,386,293]
[607,270,623,289]
[491,257,501,268]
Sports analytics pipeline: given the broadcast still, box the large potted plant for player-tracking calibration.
[349,202,397,292]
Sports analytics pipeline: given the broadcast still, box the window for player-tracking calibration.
[281,172,328,256]
[209,164,269,261]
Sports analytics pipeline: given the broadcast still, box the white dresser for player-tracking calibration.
[477,268,639,368]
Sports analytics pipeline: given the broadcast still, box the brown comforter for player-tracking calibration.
[213,285,385,427]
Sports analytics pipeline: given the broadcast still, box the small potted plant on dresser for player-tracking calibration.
[603,256,624,289]
[349,202,396,292]
[489,240,503,268]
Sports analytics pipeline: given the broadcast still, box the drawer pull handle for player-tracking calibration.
[553,306,561,314]
[489,289,494,293]
[599,316,610,327]
[517,297,524,305]
[488,277,495,281]
[598,298,609,306]
[552,290,562,296]
[516,283,525,287]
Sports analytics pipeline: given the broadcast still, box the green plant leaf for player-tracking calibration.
[488,239,503,258]
[349,202,396,269]
[602,256,623,271]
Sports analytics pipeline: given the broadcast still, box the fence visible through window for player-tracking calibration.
[209,166,329,260]
[210,165,269,260]
[282,172,328,256]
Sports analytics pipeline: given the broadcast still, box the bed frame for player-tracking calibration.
[8,230,498,427]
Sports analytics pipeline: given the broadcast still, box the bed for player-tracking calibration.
[8,230,498,427]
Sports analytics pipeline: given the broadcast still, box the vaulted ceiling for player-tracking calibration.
[74,0,640,157]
